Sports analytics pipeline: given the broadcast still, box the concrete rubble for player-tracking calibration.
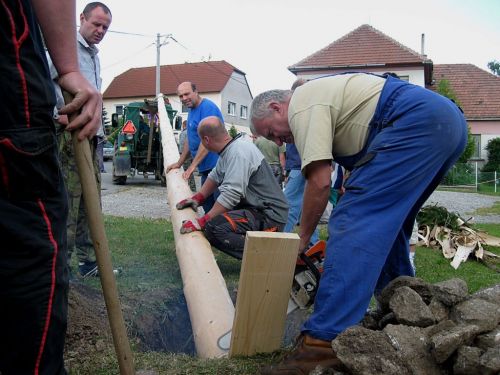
[315,277,500,375]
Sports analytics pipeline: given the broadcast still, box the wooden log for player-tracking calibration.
[229,231,299,357]
[156,95,235,358]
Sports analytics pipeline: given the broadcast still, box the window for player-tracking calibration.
[115,105,124,115]
[228,101,236,116]
[471,134,481,159]
[240,105,248,119]
[181,104,189,113]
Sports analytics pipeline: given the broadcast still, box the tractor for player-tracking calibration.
[110,98,179,185]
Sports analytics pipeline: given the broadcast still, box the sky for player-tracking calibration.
[75,0,500,96]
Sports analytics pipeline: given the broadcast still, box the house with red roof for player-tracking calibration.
[428,64,500,161]
[288,24,500,164]
[103,60,253,131]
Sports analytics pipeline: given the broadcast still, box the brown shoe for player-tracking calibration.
[260,334,346,375]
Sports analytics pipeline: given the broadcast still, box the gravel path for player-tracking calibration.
[102,185,171,219]
[425,191,500,224]
[102,186,500,223]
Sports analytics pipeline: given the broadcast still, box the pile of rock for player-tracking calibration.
[317,277,500,375]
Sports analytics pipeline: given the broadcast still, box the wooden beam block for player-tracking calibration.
[229,231,299,357]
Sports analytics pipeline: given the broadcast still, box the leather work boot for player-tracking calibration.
[260,334,346,375]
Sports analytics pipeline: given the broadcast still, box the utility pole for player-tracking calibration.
[156,33,160,96]
[155,33,172,96]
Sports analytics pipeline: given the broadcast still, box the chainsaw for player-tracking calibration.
[217,240,327,350]
[287,240,326,314]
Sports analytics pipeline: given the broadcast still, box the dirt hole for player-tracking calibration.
[65,282,308,359]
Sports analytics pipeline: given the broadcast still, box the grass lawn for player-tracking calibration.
[70,216,499,374]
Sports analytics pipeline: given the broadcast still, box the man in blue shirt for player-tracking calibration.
[167,81,223,213]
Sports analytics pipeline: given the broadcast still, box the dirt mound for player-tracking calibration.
[64,282,113,370]
[64,282,113,366]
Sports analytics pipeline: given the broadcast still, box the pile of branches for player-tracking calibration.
[416,205,500,271]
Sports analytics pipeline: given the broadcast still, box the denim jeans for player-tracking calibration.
[302,76,467,341]
[283,169,319,245]
[200,170,219,213]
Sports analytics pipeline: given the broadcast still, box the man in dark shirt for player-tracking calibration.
[0,1,101,373]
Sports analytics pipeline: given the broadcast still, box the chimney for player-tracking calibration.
[421,33,427,58]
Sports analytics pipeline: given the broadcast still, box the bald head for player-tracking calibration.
[198,116,230,152]
[198,116,227,138]
[177,81,201,108]
[177,81,196,93]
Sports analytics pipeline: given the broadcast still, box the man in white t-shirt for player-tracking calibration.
[251,73,467,374]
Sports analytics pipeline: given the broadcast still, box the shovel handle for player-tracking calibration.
[63,92,135,375]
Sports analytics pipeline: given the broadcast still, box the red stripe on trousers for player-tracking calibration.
[0,151,8,189]
[34,199,59,375]
[1,0,31,127]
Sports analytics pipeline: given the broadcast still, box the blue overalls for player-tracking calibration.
[302,75,467,341]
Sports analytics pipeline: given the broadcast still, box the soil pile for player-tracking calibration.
[64,283,112,368]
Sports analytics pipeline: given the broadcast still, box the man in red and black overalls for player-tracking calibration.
[0,1,101,373]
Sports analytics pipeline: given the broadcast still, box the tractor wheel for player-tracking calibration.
[112,167,127,185]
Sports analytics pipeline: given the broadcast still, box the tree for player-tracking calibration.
[487,60,500,76]
[482,138,500,172]
[437,79,460,105]
[436,79,475,163]
[228,125,238,138]
[102,105,111,135]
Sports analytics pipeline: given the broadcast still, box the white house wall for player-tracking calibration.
[173,92,222,124]
[104,93,219,125]
[298,67,426,87]
[470,120,500,161]
[220,71,253,129]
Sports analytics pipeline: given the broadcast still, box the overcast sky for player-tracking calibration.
[75,0,500,97]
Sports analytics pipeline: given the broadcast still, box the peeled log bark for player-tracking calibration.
[157,95,235,358]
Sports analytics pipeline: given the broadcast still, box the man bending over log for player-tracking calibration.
[175,116,289,259]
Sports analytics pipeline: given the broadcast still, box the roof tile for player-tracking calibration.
[289,24,427,71]
[428,64,500,119]
[103,60,241,99]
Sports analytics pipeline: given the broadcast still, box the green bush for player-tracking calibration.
[229,125,238,138]
[441,163,474,186]
[482,137,500,172]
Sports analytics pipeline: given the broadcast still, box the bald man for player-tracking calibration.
[167,82,224,213]
[175,116,289,259]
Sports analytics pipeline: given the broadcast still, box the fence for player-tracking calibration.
[441,162,499,193]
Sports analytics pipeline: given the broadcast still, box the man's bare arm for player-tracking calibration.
[183,142,209,179]
[299,160,332,252]
[167,139,190,172]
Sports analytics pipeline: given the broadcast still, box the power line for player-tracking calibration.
[101,30,250,88]
[102,43,154,70]
[106,29,153,37]
[167,39,249,87]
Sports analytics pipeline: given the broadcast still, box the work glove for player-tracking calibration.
[176,192,205,211]
[180,214,210,234]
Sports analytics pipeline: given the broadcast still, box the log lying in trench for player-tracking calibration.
[157,95,235,358]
